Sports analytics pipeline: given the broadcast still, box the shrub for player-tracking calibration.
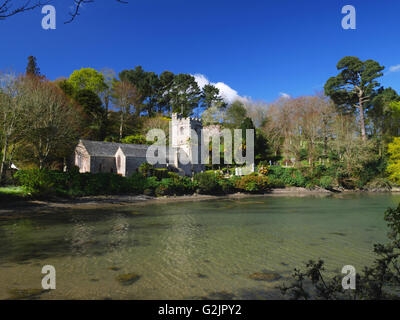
[194,172,221,194]
[365,178,392,191]
[126,173,146,194]
[153,169,170,180]
[15,169,61,196]
[268,177,285,188]
[218,178,236,194]
[144,176,160,190]
[319,176,333,189]
[235,175,270,193]
[154,177,197,197]
[139,162,154,177]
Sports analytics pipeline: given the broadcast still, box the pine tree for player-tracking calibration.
[26,56,40,76]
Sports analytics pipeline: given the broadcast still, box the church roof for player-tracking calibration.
[118,144,149,158]
[80,139,148,157]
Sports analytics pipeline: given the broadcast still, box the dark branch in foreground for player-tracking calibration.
[0,0,46,19]
[0,0,127,22]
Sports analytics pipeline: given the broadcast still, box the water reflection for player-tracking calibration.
[0,193,398,300]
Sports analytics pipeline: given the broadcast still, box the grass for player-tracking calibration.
[0,186,28,202]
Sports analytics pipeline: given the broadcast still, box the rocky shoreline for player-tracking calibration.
[1,187,399,219]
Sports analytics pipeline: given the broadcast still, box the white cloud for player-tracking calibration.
[389,65,400,73]
[279,92,291,99]
[193,74,248,104]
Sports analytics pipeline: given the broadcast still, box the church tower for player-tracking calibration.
[171,113,204,175]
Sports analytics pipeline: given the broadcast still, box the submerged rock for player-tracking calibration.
[7,288,48,300]
[249,272,281,282]
[330,232,347,237]
[108,266,121,271]
[205,291,236,300]
[116,273,141,286]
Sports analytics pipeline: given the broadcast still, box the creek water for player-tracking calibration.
[0,193,399,300]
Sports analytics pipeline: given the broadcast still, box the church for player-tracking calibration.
[74,113,206,177]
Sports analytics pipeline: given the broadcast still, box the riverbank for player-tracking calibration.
[1,187,400,219]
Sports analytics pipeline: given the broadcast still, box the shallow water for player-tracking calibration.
[0,193,399,300]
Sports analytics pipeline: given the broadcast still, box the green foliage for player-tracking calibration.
[138,162,154,177]
[121,134,148,145]
[235,175,270,193]
[387,137,400,185]
[319,176,333,189]
[153,169,170,180]
[68,68,107,94]
[194,172,221,194]
[14,169,131,197]
[154,177,197,197]
[218,178,235,194]
[268,166,308,188]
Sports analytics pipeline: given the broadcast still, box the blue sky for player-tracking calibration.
[1,0,400,103]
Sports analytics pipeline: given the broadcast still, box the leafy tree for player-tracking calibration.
[99,68,116,115]
[387,137,400,185]
[68,68,107,94]
[324,56,384,141]
[157,71,175,113]
[201,84,226,110]
[224,100,247,128]
[74,89,106,140]
[369,87,400,141]
[169,74,201,116]
[56,79,75,98]
[119,66,157,116]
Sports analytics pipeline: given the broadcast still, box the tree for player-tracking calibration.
[157,71,175,113]
[168,74,201,117]
[324,56,384,141]
[68,68,107,95]
[224,100,247,128]
[112,80,141,140]
[26,56,40,76]
[16,77,80,169]
[387,137,400,185]
[74,89,106,140]
[0,1,128,22]
[99,68,116,116]
[119,66,160,116]
[0,73,24,184]
[201,84,226,111]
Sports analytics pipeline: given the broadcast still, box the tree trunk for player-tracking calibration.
[358,98,367,141]
[0,136,9,185]
[119,112,124,141]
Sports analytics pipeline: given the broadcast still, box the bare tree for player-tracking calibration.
[0,0,128,23]
[17,77,80,169]
[112,80,141,141]
[0,72,24,184]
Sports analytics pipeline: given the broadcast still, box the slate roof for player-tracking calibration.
[79,139,176,161]
[80,139,148,157]
[118,144,149,158]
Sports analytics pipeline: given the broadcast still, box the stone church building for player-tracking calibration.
[74,113,206,177]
